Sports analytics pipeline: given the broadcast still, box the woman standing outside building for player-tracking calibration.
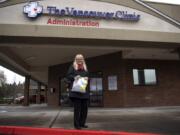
[65,54,89,130]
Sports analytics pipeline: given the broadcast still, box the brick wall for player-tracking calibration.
[122,60,180,107]
[48,52,180,107]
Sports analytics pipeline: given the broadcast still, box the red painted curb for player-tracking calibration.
[0,126,161,135]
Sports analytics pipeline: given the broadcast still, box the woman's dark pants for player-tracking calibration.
[72,98,88,128]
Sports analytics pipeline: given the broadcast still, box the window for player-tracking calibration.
[133,69,157,85]
[108,76,118,90]
[90,78,103,91]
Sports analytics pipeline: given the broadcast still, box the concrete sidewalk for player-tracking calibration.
[0,104,180,135]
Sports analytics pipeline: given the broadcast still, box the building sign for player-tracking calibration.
[23,2,141,21]
[46,6,140,21]
[47,18,99,27]
[23,2,43,18]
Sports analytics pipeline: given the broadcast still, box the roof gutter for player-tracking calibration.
[134,0,180,28]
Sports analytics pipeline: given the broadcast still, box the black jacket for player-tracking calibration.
[65,64,89,99]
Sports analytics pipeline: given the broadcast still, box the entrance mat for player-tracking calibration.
[0,126,161,135]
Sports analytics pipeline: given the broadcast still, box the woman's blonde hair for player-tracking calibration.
[73,54,88,71]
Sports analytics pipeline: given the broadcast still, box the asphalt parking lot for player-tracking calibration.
[0,104,180,135]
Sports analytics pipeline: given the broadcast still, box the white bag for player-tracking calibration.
[71,77,88,93]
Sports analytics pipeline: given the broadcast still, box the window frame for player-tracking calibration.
[132,68,158,86]
[107,75,118,91]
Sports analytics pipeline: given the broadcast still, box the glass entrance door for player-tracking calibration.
[59,71,103,107]
[89,72,103,107]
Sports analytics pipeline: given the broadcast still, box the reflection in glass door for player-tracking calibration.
[89,72,103,107]
[60,78,72,107]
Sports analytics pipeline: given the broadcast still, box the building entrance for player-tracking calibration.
[89,72,103,107]
[59,71,104,107]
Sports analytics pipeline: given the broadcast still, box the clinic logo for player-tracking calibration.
[23,2,43,18]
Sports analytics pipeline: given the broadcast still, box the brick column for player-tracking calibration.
[178,48,180,77]
[24,75,30,106]
[122,60,128,107]
[178,48,180,59]
[36,82,41,104]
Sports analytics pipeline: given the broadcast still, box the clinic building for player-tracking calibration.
[0,0,180,107]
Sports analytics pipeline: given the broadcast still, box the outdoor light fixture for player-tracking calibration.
[25,56,36,61]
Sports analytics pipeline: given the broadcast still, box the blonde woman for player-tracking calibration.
[65,54,89,130]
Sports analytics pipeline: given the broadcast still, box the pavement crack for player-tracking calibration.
[48,109,62,128]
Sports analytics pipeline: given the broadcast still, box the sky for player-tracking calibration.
[0,66,25,84]
[143,0,180,5]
